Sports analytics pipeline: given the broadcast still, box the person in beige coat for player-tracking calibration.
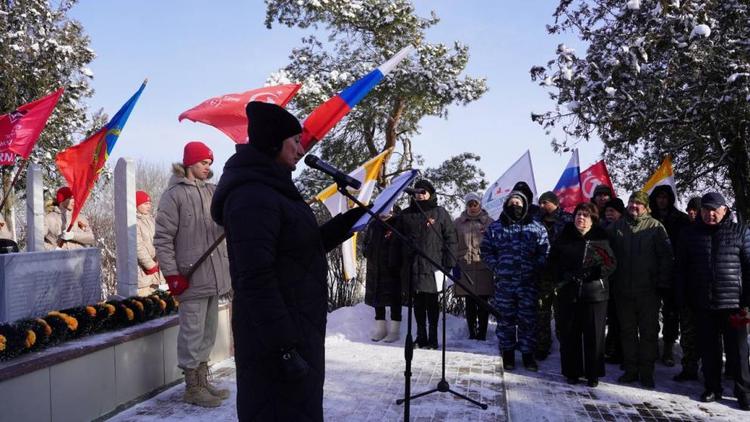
[154,141,232,408]
[0,215,13,241]
[454,193,495,340]
[135,190,163,296]
[44,186,95,250]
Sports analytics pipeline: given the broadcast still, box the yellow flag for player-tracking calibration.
[313,148,393,280]
[643,155,677,197]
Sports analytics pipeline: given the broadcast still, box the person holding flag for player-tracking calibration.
[43,186,95,250]
[210,101,367,421]
[154,140,232,408]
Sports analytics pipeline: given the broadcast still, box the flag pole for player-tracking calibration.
[0,158,28,212]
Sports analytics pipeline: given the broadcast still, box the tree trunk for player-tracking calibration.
[384,98,404,151]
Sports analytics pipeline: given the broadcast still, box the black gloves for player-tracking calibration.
[574,266,601,283]
[279,348,310,381]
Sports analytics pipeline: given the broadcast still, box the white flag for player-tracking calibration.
[482,150,537,220]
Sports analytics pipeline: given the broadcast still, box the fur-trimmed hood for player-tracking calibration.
[168,162,214,188]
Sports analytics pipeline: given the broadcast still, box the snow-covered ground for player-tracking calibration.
[107,303,748,421]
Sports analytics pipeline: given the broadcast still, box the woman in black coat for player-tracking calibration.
[364,208,403,343]
[551,203,617,387]
[395,179,457,349]
[211,102,366,421]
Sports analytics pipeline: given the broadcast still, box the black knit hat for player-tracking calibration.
[246,101,302,156]
[414,179,436,196]
[604,198,625,215]
[686,196,702,212]
[593,184,613,198]
[512,181,535,203]
[538,191,559,206]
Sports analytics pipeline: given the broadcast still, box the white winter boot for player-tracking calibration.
[383,320,401,343]
[370,320,387,341]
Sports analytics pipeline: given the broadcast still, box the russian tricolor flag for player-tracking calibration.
[552,149,584,212]
[301,45,415,151]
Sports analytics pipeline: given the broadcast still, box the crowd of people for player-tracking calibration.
[14,99,748,417]
[364,181,750,412]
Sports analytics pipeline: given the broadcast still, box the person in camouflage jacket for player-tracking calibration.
[481,190,549,371]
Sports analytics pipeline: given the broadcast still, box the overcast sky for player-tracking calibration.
[69,0,605,196]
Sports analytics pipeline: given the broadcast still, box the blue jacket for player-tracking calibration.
[481,212,549,282]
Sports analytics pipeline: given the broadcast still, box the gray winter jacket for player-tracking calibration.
[154,164,231,300]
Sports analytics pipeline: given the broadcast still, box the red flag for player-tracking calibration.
[580,160,616,200]
[178,84,301,143]
[56,81,145,231]
[55,129,107,230]
[0,88,64,165]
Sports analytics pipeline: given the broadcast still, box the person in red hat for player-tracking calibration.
[43,186,95,250]
[135,190,163,296]
[153,141,231,408]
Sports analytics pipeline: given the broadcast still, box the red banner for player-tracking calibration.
[579,160,616,200]
[179,84,300,143]
[0,88,64,165]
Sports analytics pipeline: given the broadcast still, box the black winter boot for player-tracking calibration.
[522,353,538,372]
[661,342,675,367]
[502,349,515,371]
[673,367,698,382]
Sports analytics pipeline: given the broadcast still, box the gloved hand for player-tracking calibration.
[279,348,310,381]
[451,265,462,281]
[144,264,160,275]
[729,308,750,328]
[577,266,602,282]
[60,231,75,241]
[343,204,372,221]
[165,274,189,296]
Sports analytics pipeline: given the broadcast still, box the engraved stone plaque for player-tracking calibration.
[0,249,102,323]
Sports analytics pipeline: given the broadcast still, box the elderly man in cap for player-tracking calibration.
[607,191,673,388]
[676,192,750,410]
[535,191,572,359]
[482,190,549,371]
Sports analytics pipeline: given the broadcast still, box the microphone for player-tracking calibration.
[304,155,362,190]
[403,187,427,195]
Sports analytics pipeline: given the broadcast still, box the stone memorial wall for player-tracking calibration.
[0,248,102,323]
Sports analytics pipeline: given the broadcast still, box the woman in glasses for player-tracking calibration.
[550,202,617,387]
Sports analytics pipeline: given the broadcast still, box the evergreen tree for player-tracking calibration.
[264,0,488,211]
[0,0,96,189]
[531,0,750,218]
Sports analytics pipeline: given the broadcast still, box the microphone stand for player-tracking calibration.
[334,184,497,420]
[393,196,488,410]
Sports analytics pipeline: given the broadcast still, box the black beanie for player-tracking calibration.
[539,191,559,206]
[414,179,436,196]
[604,198,625,215]
[512,181,534,203]
[686,196,702,212]
[246,101,302,156]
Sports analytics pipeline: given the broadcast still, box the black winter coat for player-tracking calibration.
[676,214,750,310]
[395,198,458,293]
[550,224,617,304]
[364,219,402,307]
[211,145,361,422]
